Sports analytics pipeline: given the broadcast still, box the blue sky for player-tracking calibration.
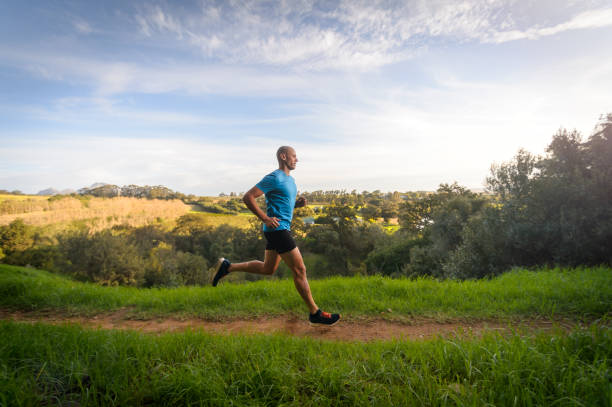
[1,0,611,195]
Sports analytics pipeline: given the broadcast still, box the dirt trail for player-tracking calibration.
[0,309,581,342]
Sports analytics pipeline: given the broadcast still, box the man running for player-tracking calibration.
[211,146,340,326]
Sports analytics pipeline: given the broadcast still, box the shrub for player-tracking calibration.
[144,245,209,287]
[59,231,144,286]
[365,237,425,276]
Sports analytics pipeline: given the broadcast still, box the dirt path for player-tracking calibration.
[0,309,583,342]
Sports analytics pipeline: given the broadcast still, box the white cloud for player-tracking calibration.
[132,1,612,71]
[7,52,608,195]
[73,19,93,34]
[2,1,612,194]
[0,47,317,97]
[489,7,612,43]
[133,0,417,70]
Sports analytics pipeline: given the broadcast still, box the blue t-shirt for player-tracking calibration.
[255,169,297,231]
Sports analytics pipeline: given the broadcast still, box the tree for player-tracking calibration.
[365,236,424,276]
[360,205,381,221]
[399,182,476,234]
[486,150,538,200]
[88,184,120,197]
[60,230,144,286]
[0,219,34,256]
[144,243,209,287]
[381,201,399,222]
[446,115,612,277]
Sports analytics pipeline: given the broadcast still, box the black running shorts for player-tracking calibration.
[264,229,297,254]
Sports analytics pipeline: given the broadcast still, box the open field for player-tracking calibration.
[0,195,254,232]
[2,265,610,321]
[186,211,256,229]
[0,196,189,230]
[0,194,49,202]
[1,320,610,406]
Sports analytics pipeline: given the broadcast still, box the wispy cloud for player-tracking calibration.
[0,47,316,97]
[72,18,93,34]
[133,1,612,71]
[4,1,611,94]
[489,7,612,43]
[2,1,611,194]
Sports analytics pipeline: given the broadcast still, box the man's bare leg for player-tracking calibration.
[279,247,318,314]
[228,250,281,275]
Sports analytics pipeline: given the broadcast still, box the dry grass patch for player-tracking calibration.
[0,196,189,230]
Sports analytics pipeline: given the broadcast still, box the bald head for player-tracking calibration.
[276,146,298,172]
[276,146,294,165]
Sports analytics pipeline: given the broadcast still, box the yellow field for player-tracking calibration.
[0,194,260,231]
[0,196,190,231]
[187,211,256,229]
[0,194,49,202]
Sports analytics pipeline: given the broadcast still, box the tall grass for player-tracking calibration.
[0,320,610,406]
[0,196,189,230]
[1,264,611,320]
[184,212,256,229]
[0,194,49,203]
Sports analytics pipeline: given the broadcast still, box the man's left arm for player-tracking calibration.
[295,196,307,208]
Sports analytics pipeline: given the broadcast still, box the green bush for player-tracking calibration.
[144,245,209,287]
[59,230,144,286]
[365,237,425,276]
[0,219,34,256]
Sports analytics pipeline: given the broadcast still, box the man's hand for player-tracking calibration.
[295,197,307,208]
[264,216,280,229]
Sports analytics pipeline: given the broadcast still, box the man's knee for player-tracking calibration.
[292,264,307,279]
[262,264,276,275]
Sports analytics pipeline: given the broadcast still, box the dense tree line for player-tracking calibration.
[77,184,196,201]
[0,217,262,287]
[1,114,610,285]
[366,114,612,278]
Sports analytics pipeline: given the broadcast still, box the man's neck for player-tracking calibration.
[278,165,291,175]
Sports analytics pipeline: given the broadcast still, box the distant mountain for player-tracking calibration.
[37,188,76,196]
[78,182,111,195]
[89,182,109,188]
[37,188,59,196]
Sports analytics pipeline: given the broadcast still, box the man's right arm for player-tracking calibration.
[243,186,280,229]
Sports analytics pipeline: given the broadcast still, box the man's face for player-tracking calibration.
[283,148,298,170]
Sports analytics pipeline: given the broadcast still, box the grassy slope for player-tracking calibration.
[0,320,609,406]
[0,194,49,202]
[1,264,611,320]
[185,211,256,229]
[1,195,189,234]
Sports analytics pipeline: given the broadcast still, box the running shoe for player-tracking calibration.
[309,309,340,326]
[211,258,231,287]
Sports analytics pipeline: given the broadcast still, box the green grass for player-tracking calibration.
[0,320,610,406]
[1,264,611,321]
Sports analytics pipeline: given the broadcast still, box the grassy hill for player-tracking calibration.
[185,210,256,229]
[0,195,189,230]
[0,194,257,233]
